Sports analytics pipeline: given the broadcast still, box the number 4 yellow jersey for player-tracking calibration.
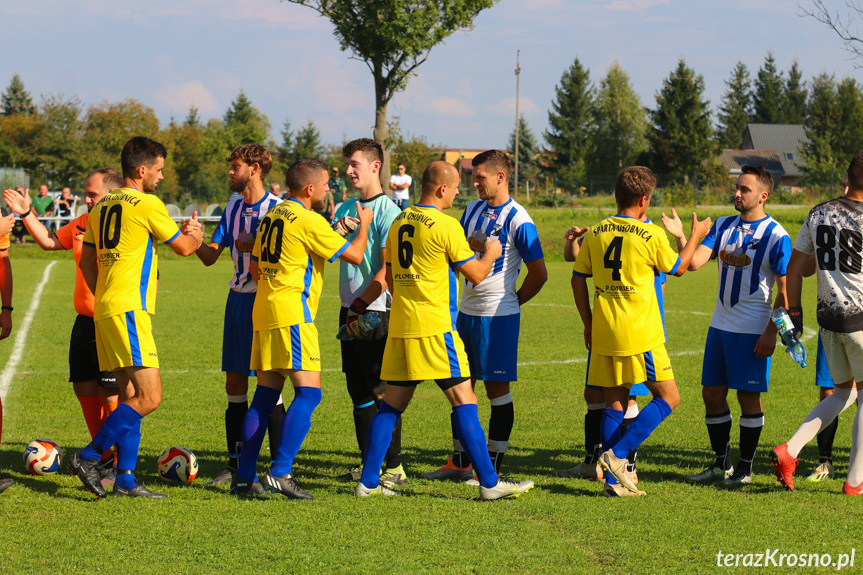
[251,198,349,331]
[385,204,476,338]
[573,215,681,356]
[82,187,182,321]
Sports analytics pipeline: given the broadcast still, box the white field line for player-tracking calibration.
[0,261,57,405]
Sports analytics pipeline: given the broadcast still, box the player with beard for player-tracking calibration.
[71,136,203,498]
[188,144,285,486]
[5,169,124,486]
[680,165,791,486]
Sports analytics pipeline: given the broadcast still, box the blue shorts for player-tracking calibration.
[584,350,649,396]
[816,331,835,389]
[456,313,519,382]
[223,290,256,376]
[701,327,770,393]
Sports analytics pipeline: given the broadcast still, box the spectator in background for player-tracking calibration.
[32,185,54,220]
[329,167,347,203]
[389,163,412,211]
[270,182,283,199]
[55,187,74,223]
[314,185,335,222]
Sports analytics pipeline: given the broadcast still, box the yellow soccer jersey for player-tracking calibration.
[386,204,476,338]
[573,215,681,356]
[251,198,349,331]
[82,187,182,321]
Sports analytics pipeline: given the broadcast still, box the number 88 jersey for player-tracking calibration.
[385,204,476,338]
[250,199,349,331]
[82,187,182,321]
[795,196,863,333]
[573,215,681,356]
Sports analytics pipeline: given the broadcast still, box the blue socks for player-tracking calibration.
[237,385,281,482]
[611,398,672,460]
[600,408,624,485]
[452,404,497,489]
[270,387,322,477]
[360,401,402,488]
[114,417,142,489]
[80,403,142,461]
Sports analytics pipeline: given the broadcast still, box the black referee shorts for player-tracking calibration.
[69,314,117,387]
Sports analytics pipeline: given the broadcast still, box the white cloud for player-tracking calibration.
[152,81,220,115]
[605,0,669,13]
[425,97,473,118]
[488,97,540,118]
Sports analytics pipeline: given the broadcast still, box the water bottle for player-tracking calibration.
[771,307,807,368]
[336,312,382,341]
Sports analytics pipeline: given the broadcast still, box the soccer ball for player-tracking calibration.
[23,439,63,475]
[157,447,198,484]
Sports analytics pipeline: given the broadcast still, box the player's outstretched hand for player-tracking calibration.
[355,202,373,227]
[483,238,502,261]
[3,188,31,215]
[661,208,685,239]
[183,211,204,246]
[0,214,14,238]
[690,212,712,240]
[564,225,588,241]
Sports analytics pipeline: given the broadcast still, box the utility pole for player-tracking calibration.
[514,50,521,199]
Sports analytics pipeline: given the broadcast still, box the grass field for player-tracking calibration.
[0,205,860,574]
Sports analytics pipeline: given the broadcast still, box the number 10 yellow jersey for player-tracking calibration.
[82,187,181,321]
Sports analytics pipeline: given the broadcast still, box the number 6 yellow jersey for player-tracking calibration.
[251,198,349,331]
[573,215,680,356]
[385,204,475,338]
[82,187,182,321]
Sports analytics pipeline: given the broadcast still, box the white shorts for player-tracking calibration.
[821,328,863,385]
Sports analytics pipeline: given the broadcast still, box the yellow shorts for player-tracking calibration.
[95,310,159,372]
[251,323,320,375]
[587,344,674,388]
[381,331,471,382]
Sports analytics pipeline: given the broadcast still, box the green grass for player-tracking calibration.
[0,206,858,574]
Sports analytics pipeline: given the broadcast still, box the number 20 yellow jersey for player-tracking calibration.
[573,215,680,356]
[82,187,181,321]
[251,198,349,331]
[385,204,475,338]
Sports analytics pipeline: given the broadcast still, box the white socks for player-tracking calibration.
[786,387,857,458]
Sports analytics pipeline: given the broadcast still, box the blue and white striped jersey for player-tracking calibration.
[459,198,543,317]
[211,192,282,293]
[703,214,792,334]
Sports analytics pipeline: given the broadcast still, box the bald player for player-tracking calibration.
[356,161,534,500]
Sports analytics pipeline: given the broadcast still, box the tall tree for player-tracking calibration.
[752,52,785,124]
[508,116,541,192]
[800,73,841,187]
[1,74,36,116]
[544,57,593,179]
[82,98,160,169]
[784,60,808,124]
[285,0,498,189]
[717,62,752,148]
[590,62,647,174]
[649,59,714,181]
[292,119,325,161]
[836,77,863,163]
[31,96,87,186]
[224,90,271,145]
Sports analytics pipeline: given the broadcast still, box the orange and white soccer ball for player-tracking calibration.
[24,439,63,475]
[157,446,198,484]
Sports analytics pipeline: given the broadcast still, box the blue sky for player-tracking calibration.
[1,0,859,151]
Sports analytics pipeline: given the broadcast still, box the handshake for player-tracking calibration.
[336,298,381,341]
[180,211,204,248]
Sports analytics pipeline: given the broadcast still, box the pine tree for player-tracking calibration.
[649,59,714,180]
[1,74,36,116]
[292,120,324,161]
[836,77,863,163]
[224,90,271,145]
[590,62,647,173]
[544,57,593,175]
[800,73,841,186]
[717,62,752,148]
[784,60,808,124]
[509,115,541,191]
[752,52,785,124]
